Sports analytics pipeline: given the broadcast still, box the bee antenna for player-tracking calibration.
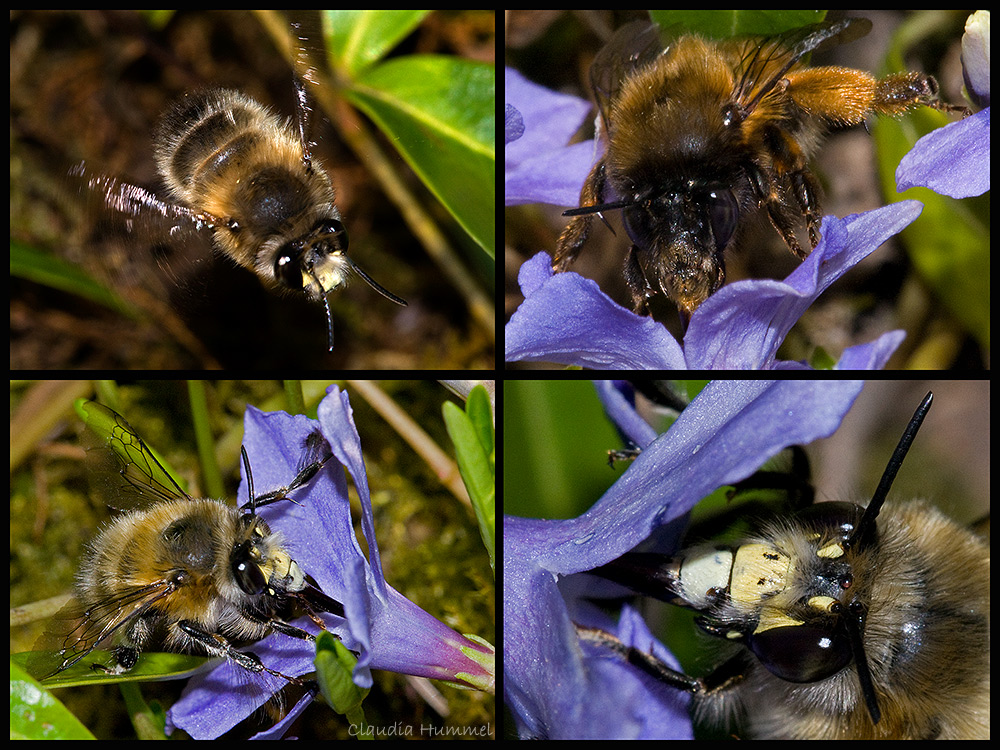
[241,445,257,515]
[849,391,933,550]
[846,601,881,725]
[344,255,408,307]
[562,198,635,217]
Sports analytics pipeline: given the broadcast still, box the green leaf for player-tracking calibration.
[14,649,208,687]
[314,631,369,725]
[10,241,140,320]
[504,382,623,520]
[322,10,431,75]
[443,386,495,572]
[345,56,495,256]
[10,660,94,739]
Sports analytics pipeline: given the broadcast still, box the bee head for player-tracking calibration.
[274,218,350,299]
[271,217,406,351]
[230,513,305,597]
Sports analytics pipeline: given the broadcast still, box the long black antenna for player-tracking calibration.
[241,445,257,514]
[849,391,933,550]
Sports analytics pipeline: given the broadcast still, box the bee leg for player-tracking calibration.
[267,619,318,642]
[246,457,330,509]
[608,447,642,467]
[91,645,140,675]
[91,612,156,675]
[177,620,305,685]
[623,244,652,314]
[754,128,815,259]
[692,653,748,695]
[576,625,703,694]
[764,198,809,261]
[750,164,807,261]
[554,215,591,271]
[873,72,971,118]
[789,170,823,248]
[579,624,754,710]
[554,160,607,272]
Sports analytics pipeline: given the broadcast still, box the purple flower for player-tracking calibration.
[506,205,917,369]
[505,67,595,207]
[503,380,864,738]
[169,387,492,738]
[896,108,990,198]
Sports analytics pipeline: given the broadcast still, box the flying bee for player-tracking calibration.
[75,70,407,352]
[581,391,990,739]
[33,400,345,688]
[553,17,970,328]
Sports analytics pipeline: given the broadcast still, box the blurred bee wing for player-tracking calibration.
[69,162,217,256]
[589,21,665,133]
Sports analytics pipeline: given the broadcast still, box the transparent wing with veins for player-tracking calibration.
[77,399,192,511]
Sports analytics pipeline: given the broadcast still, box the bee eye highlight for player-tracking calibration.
[319,219,348,251]
[750,625,852,683]
[275,246,305,289]
[231,540,267,595]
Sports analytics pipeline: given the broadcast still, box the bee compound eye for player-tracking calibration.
[707,189,738,249]
[750,625,852,683]
[232,544,267,595]
[274,247,304,290]
[321,219,348,252]
[622,203,653,250]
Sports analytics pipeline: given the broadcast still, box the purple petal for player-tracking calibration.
[896,108,990,197]
[505,253,685,368]
[684,203,920,368]
[505,67,596,206]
